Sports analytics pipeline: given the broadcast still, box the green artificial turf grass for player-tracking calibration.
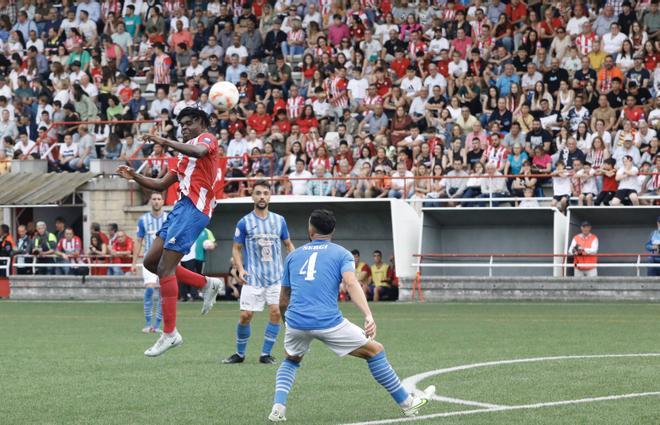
[1,302,660,425]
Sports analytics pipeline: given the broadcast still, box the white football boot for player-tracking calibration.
[201,277,225,315]
[268,404,287,422]
[402,385,436,417]
[144,329,183,357]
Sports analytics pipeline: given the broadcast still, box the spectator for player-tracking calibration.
[306,163,333,196]
[388,161,414,199]
[611,155,640,206]
[478,161,509,207]
[109,230,133,276]
[11,224,32,275]
[289,158,312,196]
[346,249,371,301]
[55,227,83,275]
[370,250,393,302]
[569,221,599,277]
[31,221,57,275]
[645,217,660,276]
[0,224,13,272]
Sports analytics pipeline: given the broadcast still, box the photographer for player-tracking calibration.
[645,217,660,277]
[568,221,599,277]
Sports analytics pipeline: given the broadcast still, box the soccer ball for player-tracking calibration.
[202,239,215,250]
[209,81,240,112]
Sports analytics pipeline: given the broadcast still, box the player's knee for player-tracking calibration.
[144,259,158,274]
[239,310,253,324]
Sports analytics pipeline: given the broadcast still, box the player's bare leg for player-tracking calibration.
[143,238,223,357]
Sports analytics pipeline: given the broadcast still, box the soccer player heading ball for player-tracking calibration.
[268,209,435,422]
[116,107,225,357]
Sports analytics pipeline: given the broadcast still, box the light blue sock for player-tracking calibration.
[274,359,300,405]
[143,288,154,327]
[367,351,410,405]
[154,289,162,329]
[261,322,281,356]
[236,323,251,357]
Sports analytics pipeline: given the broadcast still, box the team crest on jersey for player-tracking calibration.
[235,228,240,237]
[168,237,176,244]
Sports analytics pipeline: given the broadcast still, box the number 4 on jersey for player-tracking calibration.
[299,252,318,281]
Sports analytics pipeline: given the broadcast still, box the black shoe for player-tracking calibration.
[259,355,277,364]
[222,353,245,364]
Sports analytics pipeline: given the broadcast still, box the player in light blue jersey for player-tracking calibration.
[133,192,167,333]
[223,181,295,365]
[268,209,434,422]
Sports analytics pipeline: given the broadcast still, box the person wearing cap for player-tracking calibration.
[569,221,599,277]
[645,217,660,276]
[612,136,641,166]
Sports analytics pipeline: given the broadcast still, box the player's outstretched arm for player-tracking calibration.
[342,271,377,339]
[116,165,178,191]
[142,134,210,158]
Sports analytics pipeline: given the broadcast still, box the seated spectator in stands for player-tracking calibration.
[69,125,97,171]
[109,231,133,276]
[12,225,32,275]
[551,161,572,213]
[59,134,79,172]
[332,160,357,197]
[0,109,18,141]
[518,188,540,207]
[343,249,371,302]
[307,163,333,196]
[478,162,509,207]
[102,134,122,160]
[0,224,13,272]
[440,158,469,207]
[569,221,599,277]
[370,250,394,302]
[13,131,38,160]
[645,217,660,277]
[55,227,83,275]
[32,221,57,275]
[388,161,414,199]
[577,161,598,206]
[595,158,619,206]
[612,137,641,167]
[611,155,641,206]
[289,158,312,196]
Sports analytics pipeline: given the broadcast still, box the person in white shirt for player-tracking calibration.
[478,162,509,206]
[423,63,447,98]
[148,88,172,118]
[289,158,313,195]
[519,187,540,207]
[301,3,322,29]
[388,161,414,199]
[601,23,627,56]
[448,51,468,79]
[399,67,422,99]
[25,30,44,53]
[347,67,369,110]
[359,29,382,61]
[225,34,249,64]
[185,55,205,78]
[428,31,449,61]
[566,12,589,37]
[611,155,640,205]
[551,161,572,213]
[577,161,598,205]
[79,74,98,101]
[59,133,79,172]
[226,132,249,168]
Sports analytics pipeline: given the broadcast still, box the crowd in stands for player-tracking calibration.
[0,218,134,276]
[0,0,657,208]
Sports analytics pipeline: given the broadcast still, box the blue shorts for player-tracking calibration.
[157,196,209,254]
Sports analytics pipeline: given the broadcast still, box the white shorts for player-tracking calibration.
[240,284,281,312]
[142,266,158,285]
[284,319,369,357]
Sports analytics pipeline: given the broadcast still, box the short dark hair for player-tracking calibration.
[91,222,101,232]
[0,224,9,234]
[178,107,210,127]
[108,223,118,232]
[373,250,382,256]
[351,249,360,256]
[309,209,336,235]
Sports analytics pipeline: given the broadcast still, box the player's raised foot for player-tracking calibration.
[144,329,183,357]
[268,404,287,422]
[141,326,151,334]
[402,385,435,417]
[201,277,225,315]
[222,353,245,364]
[259,355,277,364]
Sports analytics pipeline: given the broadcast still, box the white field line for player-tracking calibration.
[341,353,660,425]
[341,392,660,425]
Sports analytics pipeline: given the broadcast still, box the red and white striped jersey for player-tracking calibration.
[154,53,173,85]
[287,29,305,44]
[57,236,82,256]
[575,33,598,56]
[483,145,508,169]
[170,132,219,217]
[287,96,305,120]
[328,77,348,108]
